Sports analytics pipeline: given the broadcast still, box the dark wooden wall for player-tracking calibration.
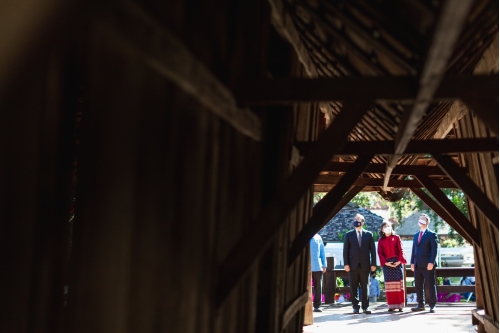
[0,1,319,332]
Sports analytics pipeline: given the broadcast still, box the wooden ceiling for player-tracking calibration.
[238,0,498,198]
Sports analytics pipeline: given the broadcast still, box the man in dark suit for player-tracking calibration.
[343,213,377,314]
[410,213,438,313]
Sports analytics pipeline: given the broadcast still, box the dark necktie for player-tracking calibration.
[418,231,423,244]
[358,231,362,247]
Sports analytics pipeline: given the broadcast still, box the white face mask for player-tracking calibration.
[418,219,427,226]
[383,226,392,234]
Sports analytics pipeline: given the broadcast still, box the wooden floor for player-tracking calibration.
[304,302,478,333]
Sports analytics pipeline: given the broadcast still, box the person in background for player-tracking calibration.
[377,221,407,312]
[369,271,380,303]
[343,213,377,314]
[310,233,327,312]
[460,275,476,301]
[410,213,438,313]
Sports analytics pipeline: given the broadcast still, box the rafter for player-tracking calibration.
[295,138,499,156]
[323,162,465,175]
[235,75,497,104]
[433,154,499,230]
[385,0,475,190]
[315,176,456,189]
[288,156,372,266]
[215,100,372,307]
[414,175,480,246]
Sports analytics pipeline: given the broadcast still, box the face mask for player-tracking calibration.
[353,220,362,228]
[383,227,392,233]
[418,219,427,226]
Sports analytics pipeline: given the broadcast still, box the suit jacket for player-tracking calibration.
[343,229,376,271]
[410,228,438,268]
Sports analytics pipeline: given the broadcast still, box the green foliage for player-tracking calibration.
[388,190,423,223]
[337,228,350,242]
[350,192,374,208]
[442,238,459,248]
[336,277,344,287]
[313,192,325,205]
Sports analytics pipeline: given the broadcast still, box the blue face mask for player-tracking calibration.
[353,220,362,228]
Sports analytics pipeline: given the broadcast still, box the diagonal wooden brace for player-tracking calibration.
[414,175,480,246]
[288,161,370,267]
[215,100,372,307]
[410,188,475,245]
[433,154,498,230]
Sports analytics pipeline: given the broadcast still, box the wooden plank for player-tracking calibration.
[323,162,464,175]
[105,2,261,141]
[295,138,499,156]
[235,75,497,104]
[288,156,371,266]
[320,0,416,75]
[433,154,499,230]
[216,100,372,307]
[404,267,475,277]
[460,96,499,135]
[281,289,309,331]
[414,176,481,246]
[411,188,475,245]
[314,175,457,189]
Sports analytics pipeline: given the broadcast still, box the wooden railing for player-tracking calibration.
[323,261,475,304]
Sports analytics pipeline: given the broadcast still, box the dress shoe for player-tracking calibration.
[387,309,395,312]
[411,304,425,312]
[429,305,435,313]
[353,308,360,314]
[313,308,323,312]
[398,308,403,312]
[363,309,372,314]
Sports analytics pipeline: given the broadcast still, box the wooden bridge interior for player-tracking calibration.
[0,0,498,332]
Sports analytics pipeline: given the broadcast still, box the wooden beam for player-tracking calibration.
[323,162,466,175]
[315,176,457,188]
[295,138,499,156]
[267,0,317,77]
[432,154,499,230]
[235,75,497,104]
[393,0,474,155]
[280,289,309,331]
[414,176,481,246]
[410,187,475,245]
[386,0,474,189]
[215,100,372,307]
[288,155,370,266]
[106,2,261,141]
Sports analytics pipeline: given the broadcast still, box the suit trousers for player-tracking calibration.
[348,265,369,310]
[414,266,437,306]
[312,271,323,309]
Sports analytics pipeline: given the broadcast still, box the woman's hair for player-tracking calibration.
[378,221,395,238]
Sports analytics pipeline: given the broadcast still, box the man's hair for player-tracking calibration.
[355,213,365,223]
[420,213,431,225]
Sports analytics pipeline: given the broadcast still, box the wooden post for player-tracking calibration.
[304,271,313,326]
[323,257,336,303]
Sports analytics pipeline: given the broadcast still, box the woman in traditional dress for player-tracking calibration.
[378,221,407,312]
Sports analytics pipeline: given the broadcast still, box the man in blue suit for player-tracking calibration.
[410,213,438,313]
[343,213,376,314]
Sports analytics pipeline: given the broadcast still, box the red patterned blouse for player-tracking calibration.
[377,234,407,266]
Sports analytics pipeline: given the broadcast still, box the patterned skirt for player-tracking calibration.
[382,257,405,309]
